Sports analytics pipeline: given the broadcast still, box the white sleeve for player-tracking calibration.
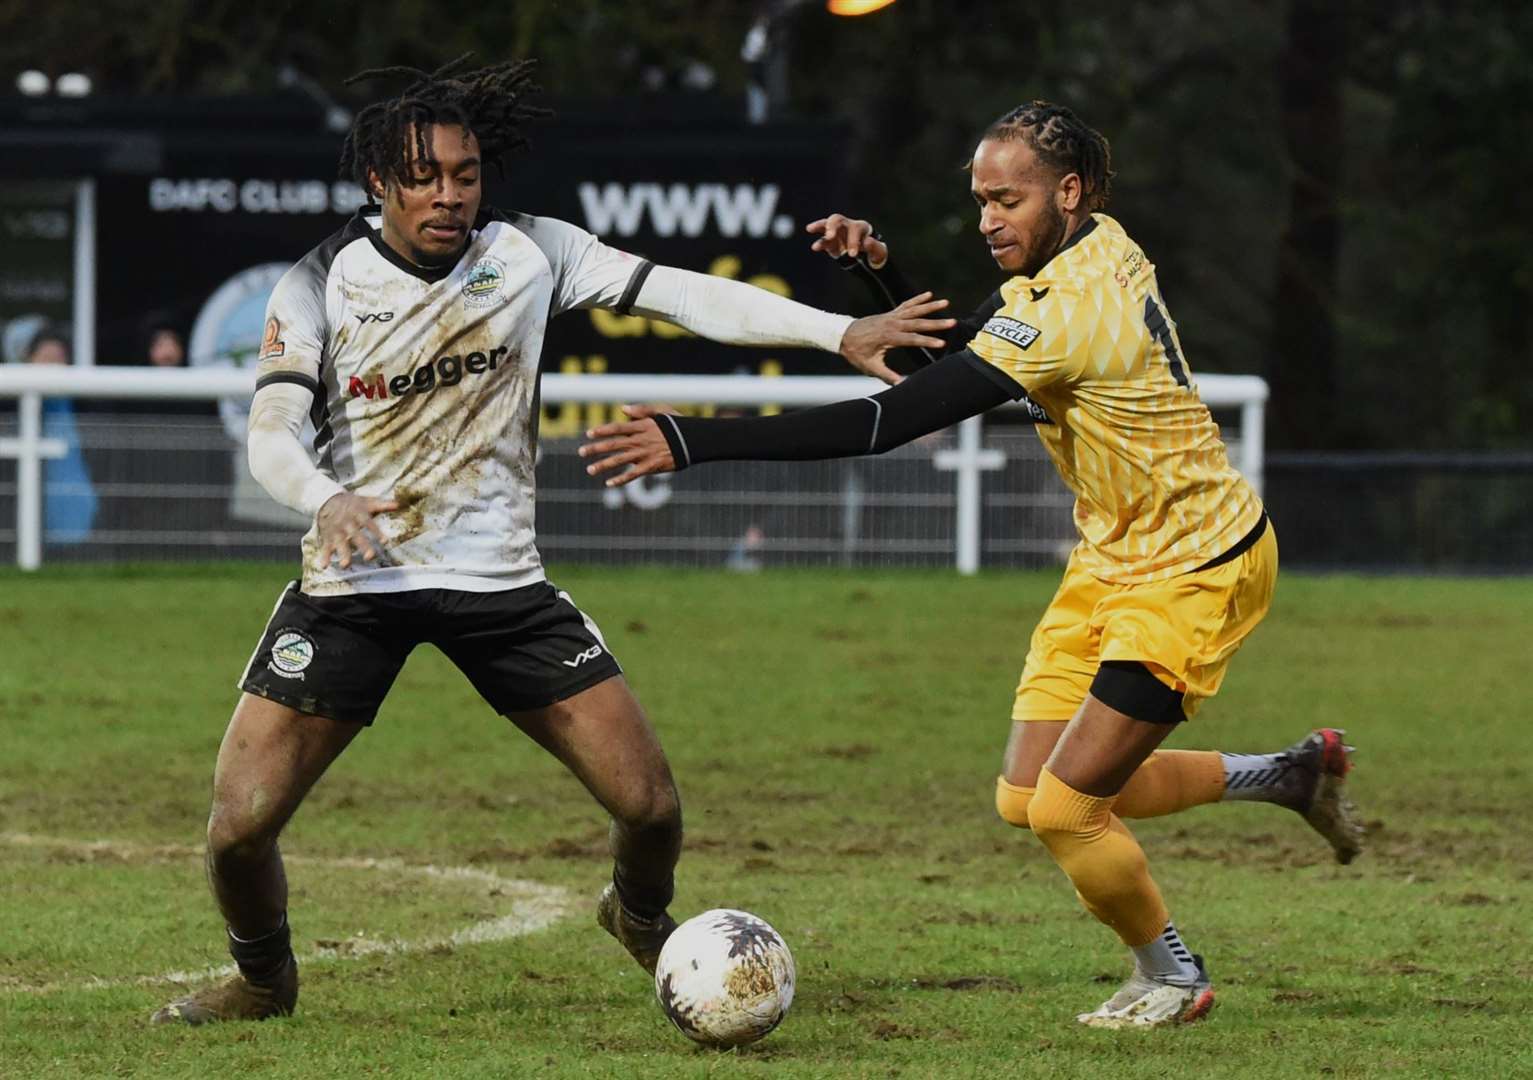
[627,264,853,353]
[513,215,853,352]
[255,258,327,386]
[247,381,346,517]
[512,214,651,315]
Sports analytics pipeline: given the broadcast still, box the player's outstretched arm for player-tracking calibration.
[808,213,1005,363]
[628,264,954,386]
[579,350,1024,487]
[246,381,396,569]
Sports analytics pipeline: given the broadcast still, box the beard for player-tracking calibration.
[1019,201,1070,278]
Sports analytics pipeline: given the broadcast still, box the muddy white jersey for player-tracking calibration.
[255,205,652,596]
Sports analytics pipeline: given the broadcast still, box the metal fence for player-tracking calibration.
[1263,452,1533,573]
[0,366,1271,573]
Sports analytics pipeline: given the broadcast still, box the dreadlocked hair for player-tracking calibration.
[338,53,553,201]
[982,101,1114,211]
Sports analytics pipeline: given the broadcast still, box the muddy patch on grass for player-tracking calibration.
[818,743,877,760]
[910,975,1021,992]
[1273,989,1320,1003]
[1444,891,1498,906]
[1378,958,1437,976]
[1155,819,1526,874]
[467,828,608,865]
[1430,997,1491,1011]
[923,910,1039,928]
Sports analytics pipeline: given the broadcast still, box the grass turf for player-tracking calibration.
[1,564,1530,1077]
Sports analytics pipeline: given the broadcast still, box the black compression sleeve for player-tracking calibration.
[838,252,1004,361]
[837,251,919,311]
[659,350,1025,469]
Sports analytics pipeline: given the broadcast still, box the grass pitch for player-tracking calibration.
[1,564,1530,1078]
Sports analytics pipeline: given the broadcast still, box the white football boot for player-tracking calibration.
[1077,955,1215,1029]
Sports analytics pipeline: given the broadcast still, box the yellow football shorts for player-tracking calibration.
[1012,523,1278,722]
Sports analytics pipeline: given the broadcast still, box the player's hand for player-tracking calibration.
[315,491,400,570]
[580,405,680,488]
[839,292,956,385]
[807,214,888,268]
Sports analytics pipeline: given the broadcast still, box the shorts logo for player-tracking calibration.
[462,257,506,308]
[269,630,316,679]
[562,644,604,668]
[981,315,1041,351]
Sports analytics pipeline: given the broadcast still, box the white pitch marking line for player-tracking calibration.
[0,832,577,995]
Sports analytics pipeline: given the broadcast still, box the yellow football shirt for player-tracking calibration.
[966,213,1264,584]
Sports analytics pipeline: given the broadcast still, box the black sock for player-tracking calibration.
[613,868,673,922]
[228,915,292,982]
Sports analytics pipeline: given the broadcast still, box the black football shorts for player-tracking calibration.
[238,580,624,724]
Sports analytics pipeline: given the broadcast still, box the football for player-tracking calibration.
[653,909,796,1047]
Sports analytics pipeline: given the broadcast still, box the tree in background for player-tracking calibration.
[1269,0,1345,449]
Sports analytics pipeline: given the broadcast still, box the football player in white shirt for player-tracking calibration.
[151,56,954,1026]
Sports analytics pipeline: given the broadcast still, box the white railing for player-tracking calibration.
[0,366,1267,572]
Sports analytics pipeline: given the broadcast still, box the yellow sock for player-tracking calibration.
[1114,750,1225,819]
[1028,766,1169,947]
[995,750,1223,829]
[995,778,1035,828]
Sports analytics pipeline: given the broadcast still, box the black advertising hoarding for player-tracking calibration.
[0,182,73,364]
[93,112,847,402]
[79,106,848,536]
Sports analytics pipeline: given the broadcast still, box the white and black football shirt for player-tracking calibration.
[255,205,653,596]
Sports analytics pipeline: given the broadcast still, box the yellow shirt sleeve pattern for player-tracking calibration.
[965,282,1087,393]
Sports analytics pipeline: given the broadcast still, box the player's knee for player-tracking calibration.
[206,792,282,863]
[1026,775,1094,849]
[617,777,682,836]
[995,777,1035,828]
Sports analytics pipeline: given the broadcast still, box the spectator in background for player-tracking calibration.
[26,326,97,543]
[132,317,215,417]
[146,323,188,368]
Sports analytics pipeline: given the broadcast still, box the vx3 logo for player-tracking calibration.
[355,311,395,324]
[562,645,605,668]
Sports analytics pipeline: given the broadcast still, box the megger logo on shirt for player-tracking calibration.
[981,315,1041,351]
[348,345,512,400]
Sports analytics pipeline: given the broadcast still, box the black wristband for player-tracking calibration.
[655,413,692,469]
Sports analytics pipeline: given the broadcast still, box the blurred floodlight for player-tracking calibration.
[828,0,896,14]
[17,69,50,96]
[55,72,93,97]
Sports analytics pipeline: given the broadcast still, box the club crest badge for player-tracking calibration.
[462,257,506,308]
[269,629,316,678]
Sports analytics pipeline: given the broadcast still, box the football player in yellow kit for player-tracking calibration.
[580,101,1364,1028]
